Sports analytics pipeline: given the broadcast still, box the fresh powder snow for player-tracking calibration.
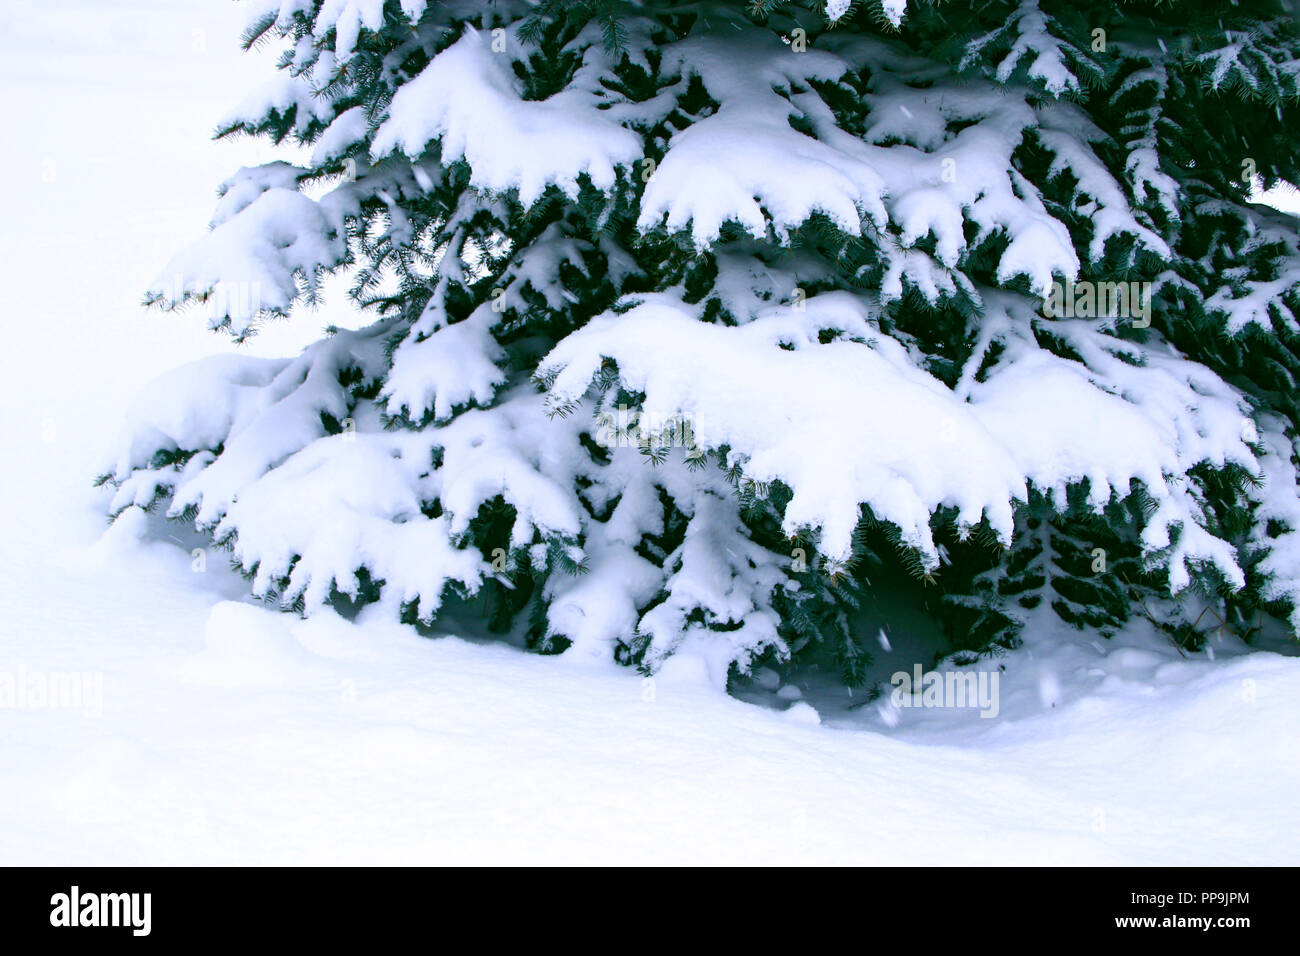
[2,0,1298,866]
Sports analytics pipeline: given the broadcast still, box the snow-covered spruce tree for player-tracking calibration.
[102,0,1300,688]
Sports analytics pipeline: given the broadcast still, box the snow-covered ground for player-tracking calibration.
[1,0,1298,865]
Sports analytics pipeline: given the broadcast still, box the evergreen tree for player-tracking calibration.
[102,0,1300,689]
